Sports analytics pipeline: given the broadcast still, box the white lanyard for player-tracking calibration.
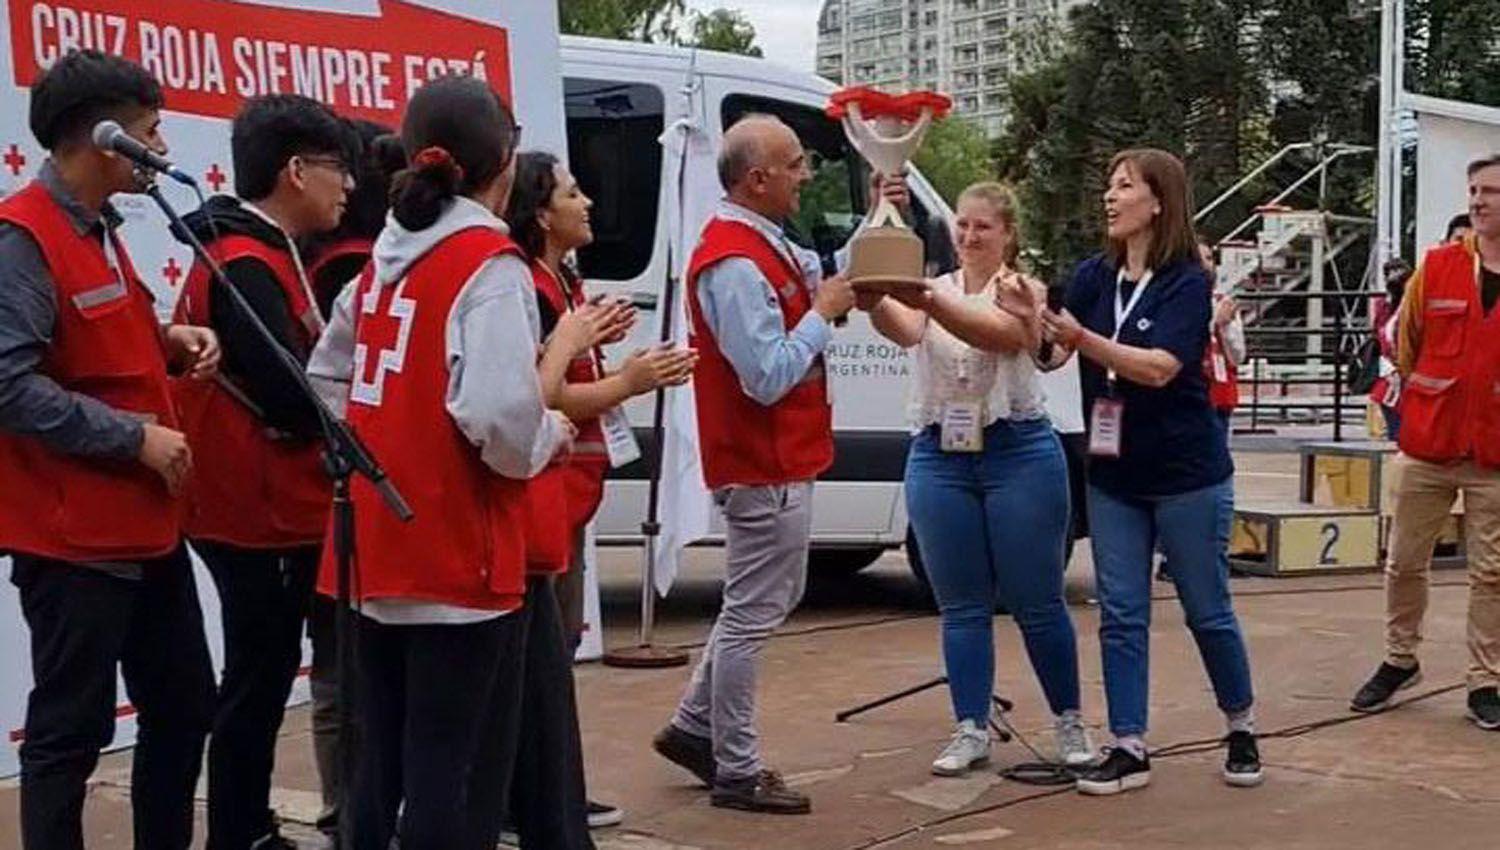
[544,261,606,377]
[1112,268,1153,342]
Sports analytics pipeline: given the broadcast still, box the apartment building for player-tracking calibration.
[815,0,1086,136]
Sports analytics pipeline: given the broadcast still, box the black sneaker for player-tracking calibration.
[1350,662,1422,713]
[1076,747,1151,796]
[1467,687,1500,730]
[710,768,811,815]
[586,799,624,829]
[1222,731,1263,787]
[652,724,716,787]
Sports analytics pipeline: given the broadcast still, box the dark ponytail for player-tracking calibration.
[391,75,518,231]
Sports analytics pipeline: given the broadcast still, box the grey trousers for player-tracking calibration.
[670,481,814,782]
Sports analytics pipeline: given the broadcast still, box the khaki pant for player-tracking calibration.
[671,481,814,782]
[1385,454,1500,691]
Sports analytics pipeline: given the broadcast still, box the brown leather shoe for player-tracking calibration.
[652,725,715,787]
[710,769,811,815]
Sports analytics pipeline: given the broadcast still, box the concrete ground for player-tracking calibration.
[3,449,1497,849]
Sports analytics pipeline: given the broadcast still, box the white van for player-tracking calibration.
[560,36,957,576]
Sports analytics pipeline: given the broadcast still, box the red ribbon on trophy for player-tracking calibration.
[826,86,952,290]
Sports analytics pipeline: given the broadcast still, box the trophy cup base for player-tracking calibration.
[848,224,925,289]
[850,275,928,291]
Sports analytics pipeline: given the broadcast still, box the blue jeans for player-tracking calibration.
[1087,479,1254,737]
[905,418,1081,724]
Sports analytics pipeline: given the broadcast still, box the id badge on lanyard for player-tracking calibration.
[940,402,984,452]
[600,405,642,468]
[1088,399,1124,457]
[1091,269,1152,458]
[940,328,984,452]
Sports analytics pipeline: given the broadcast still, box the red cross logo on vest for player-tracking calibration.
[161,257,184,289]
[3,144,25,176]
[205,164,227,193]
[350,278,416,407]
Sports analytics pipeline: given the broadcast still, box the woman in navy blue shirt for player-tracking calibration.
[1040,149,1260,795]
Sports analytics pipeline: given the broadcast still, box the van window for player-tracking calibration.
[565,78,665,281]
[720,94,954,276]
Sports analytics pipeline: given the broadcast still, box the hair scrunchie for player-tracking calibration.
[412,146,464,183]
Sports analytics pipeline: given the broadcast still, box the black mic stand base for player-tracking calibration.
[835,676,1014,743]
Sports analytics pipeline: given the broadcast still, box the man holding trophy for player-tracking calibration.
[651,99,936,815]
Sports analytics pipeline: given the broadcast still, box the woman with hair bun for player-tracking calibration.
[305,75,603,849]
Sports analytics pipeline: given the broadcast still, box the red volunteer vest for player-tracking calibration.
[317,227,546,609]
[307,236,373,306]
[531,260,610,543]
[686,217,834,489]
[1398,240,1500,468]
[171,235,330,547]
[1204,327,1239,411]
[0,181,182,561]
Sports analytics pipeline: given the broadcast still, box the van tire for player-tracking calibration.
[809,547,885,576]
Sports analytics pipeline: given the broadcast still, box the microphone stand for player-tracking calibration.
[144,181,411,850]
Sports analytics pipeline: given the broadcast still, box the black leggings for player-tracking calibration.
[509,577,594,850]
[346,611,526,850]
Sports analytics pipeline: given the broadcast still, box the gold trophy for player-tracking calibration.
[827,87,952,291]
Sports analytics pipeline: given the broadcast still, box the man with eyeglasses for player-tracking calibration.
[169,93,355,850]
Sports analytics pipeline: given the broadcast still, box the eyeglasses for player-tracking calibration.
[299,155,351,177]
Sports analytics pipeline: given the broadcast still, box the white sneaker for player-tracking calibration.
[931,719,991,776]
[1055,713,1095,767]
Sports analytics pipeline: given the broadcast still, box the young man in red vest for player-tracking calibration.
[651,114,858,815]
[300,117,401,845]
[1350,155,1500,730]
[0,50,220,849]
[170,94,353,850]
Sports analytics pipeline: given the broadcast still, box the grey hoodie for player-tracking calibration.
[307,195,567,481]
[306,197,567,625]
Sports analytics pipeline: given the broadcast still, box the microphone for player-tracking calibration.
[1038,280,1067,364]
[92,120,196,187]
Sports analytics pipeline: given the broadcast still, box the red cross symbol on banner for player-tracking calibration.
[205,164,227,192]
[4,144,26,176]
[162,257,184,289]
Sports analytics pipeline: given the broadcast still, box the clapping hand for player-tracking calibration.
[1039,306,1083,348]
[621,344,698,394]
[994,271,1037,321]
[552,300,634,358]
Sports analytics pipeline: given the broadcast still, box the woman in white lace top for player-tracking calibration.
[860,182,1089,776]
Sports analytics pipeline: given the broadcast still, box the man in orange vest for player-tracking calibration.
[651,114,860,815]
[169,94,353,850]
[1350,155,1500,730]
[0,50,220,848]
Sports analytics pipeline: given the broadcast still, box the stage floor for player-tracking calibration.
[4,449,1496,849]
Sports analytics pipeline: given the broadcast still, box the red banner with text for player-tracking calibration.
[7,0,512,123]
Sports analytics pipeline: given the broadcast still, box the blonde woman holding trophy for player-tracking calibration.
[861,182,1090,776]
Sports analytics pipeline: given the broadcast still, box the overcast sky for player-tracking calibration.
[686,0,821,73]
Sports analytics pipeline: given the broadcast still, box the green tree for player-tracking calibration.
[1404,0,1500,106]
[557,0,687,43]
[912,115,995,208]
[689,8,763,57]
